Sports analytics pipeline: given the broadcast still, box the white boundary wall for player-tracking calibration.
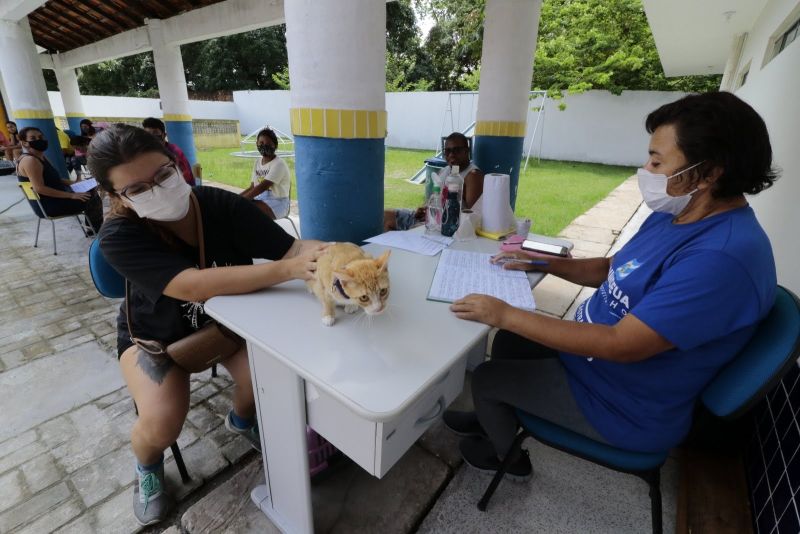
[733,0,800,294]
[46,92,238,121]
[233,89,689,166]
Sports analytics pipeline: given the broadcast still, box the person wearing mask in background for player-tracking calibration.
[384,132,484,231]
[142,117,196,187]
[16,126,103,232]
[1,121,21,161]
[239,127,291,219]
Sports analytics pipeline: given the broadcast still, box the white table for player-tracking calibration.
[205,232,572,533]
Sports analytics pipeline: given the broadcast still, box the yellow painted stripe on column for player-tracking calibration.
[65,112,84,118]
[163,113,192,122]
[475,120,526,137]
[290,108,386,139]
[13,109,54,119]
[324,109,340,138]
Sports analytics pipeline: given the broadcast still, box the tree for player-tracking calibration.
[78,53,159,97]
[413,0,720,94]
[533,0,721,96]
[415,0,485,90]
[386,0,435,91]
[182,26,288,92]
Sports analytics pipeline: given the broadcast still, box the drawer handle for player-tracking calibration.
[415,396,445,427]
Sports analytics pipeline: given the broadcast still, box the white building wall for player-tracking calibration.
[233,89,689,166]
[47,92,238,121]
[734,0,800,294]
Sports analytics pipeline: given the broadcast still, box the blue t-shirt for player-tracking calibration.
[561,206,776,452]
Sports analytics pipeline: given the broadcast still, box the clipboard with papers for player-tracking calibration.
[426,249,536,310]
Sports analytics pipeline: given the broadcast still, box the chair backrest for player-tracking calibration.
[702,286,800,419]
[88,239,125,299]
[18,182,40,201]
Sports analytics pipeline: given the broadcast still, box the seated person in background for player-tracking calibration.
[16,126,103,232]
[384,132,484,231]
[444,92,778,479]
[239,127,291,220]
[142,117,196,186]
[68,119,100,179]
[1,121,21,161]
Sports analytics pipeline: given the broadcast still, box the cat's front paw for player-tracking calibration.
[322,315,335,327]
[344,304,359,314]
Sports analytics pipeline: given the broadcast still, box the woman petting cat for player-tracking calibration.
[88,124,327,527]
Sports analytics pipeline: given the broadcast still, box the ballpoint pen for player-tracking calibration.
[493,257,549,266]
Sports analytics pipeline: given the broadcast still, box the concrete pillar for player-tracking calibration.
[52,54,85,133]
[474,0,542,208]
[720,33,747,92]
[284,0,386,242]
[0,17,68,177]
[146,19,198,175]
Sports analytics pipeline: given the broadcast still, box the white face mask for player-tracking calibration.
[126,170,191,221]
[637,161,705,216]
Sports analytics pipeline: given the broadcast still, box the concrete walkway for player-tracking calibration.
[0,174,674,534]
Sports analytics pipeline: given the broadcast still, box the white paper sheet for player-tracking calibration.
[70,178,97,193]
[365,231,452,256]
[427,249,536,310]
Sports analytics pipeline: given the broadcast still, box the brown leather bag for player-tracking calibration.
[126,193,243,373]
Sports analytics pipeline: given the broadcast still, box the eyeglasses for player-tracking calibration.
[119,163,178,201]
[443,146,468,156]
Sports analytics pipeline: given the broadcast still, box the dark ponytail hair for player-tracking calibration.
[87,124,174,221]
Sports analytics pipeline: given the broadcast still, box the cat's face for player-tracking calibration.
[334,251,391,315]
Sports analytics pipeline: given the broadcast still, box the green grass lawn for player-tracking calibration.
[197,146,634,236]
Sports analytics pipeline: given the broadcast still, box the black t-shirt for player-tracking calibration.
[99,186,295,349]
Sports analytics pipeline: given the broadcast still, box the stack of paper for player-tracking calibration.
[427,249,536,310]
[365,231,452,256]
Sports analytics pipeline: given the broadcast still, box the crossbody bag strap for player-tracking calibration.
[126,193,205,344]
[190,192,206,270]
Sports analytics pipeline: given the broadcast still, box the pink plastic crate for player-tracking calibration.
[307,427,338,476]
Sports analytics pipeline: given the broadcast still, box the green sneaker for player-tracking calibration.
[133,463,172,526]
[225,411,262,453]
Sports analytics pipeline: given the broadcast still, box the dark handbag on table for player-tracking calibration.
[125,193,243,373]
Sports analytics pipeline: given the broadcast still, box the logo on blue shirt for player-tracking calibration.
[615,259,642,280]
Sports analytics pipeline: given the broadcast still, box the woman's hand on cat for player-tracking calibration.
[286,243,328,281]
[450,294,510,327]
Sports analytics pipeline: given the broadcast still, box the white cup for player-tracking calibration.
[515,217,532,237]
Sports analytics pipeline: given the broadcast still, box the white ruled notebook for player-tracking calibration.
[427,249,536,310]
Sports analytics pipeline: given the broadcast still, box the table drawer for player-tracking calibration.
[306,358,466,478]
[374,358,466,477]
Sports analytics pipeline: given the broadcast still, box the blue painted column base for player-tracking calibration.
[165,120,198,177]
[66,116,84,136]
[294,136,384,243]
[17,118,70,179]
[473,135,525,209]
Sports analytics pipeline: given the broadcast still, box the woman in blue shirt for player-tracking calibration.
[444,92,778,479]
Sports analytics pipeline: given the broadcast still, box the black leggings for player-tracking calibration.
[472,330,607,457]
[37,191,103,232]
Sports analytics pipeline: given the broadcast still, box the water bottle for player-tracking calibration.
[441,166,463,237]
[425,183,443,234]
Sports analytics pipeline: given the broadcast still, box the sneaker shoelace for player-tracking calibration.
[139,471,162,513]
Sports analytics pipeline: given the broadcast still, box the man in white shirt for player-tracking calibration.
[384,132,484,231]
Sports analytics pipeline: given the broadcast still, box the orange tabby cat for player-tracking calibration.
[308,242,391,326]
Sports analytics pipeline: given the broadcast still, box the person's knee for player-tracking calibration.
[136,405,188,448]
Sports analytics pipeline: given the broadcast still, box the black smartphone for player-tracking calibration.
[521,239,569,257]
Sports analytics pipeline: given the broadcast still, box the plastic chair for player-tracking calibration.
[88,239,225,484]
[18,181,90,255]
[477,285,800,534]
[277,180,299,238]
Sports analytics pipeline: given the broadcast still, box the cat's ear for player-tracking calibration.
[333,270,353,283]
[375,250,391,272]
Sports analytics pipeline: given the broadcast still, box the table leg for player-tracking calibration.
[246,342,313,533]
